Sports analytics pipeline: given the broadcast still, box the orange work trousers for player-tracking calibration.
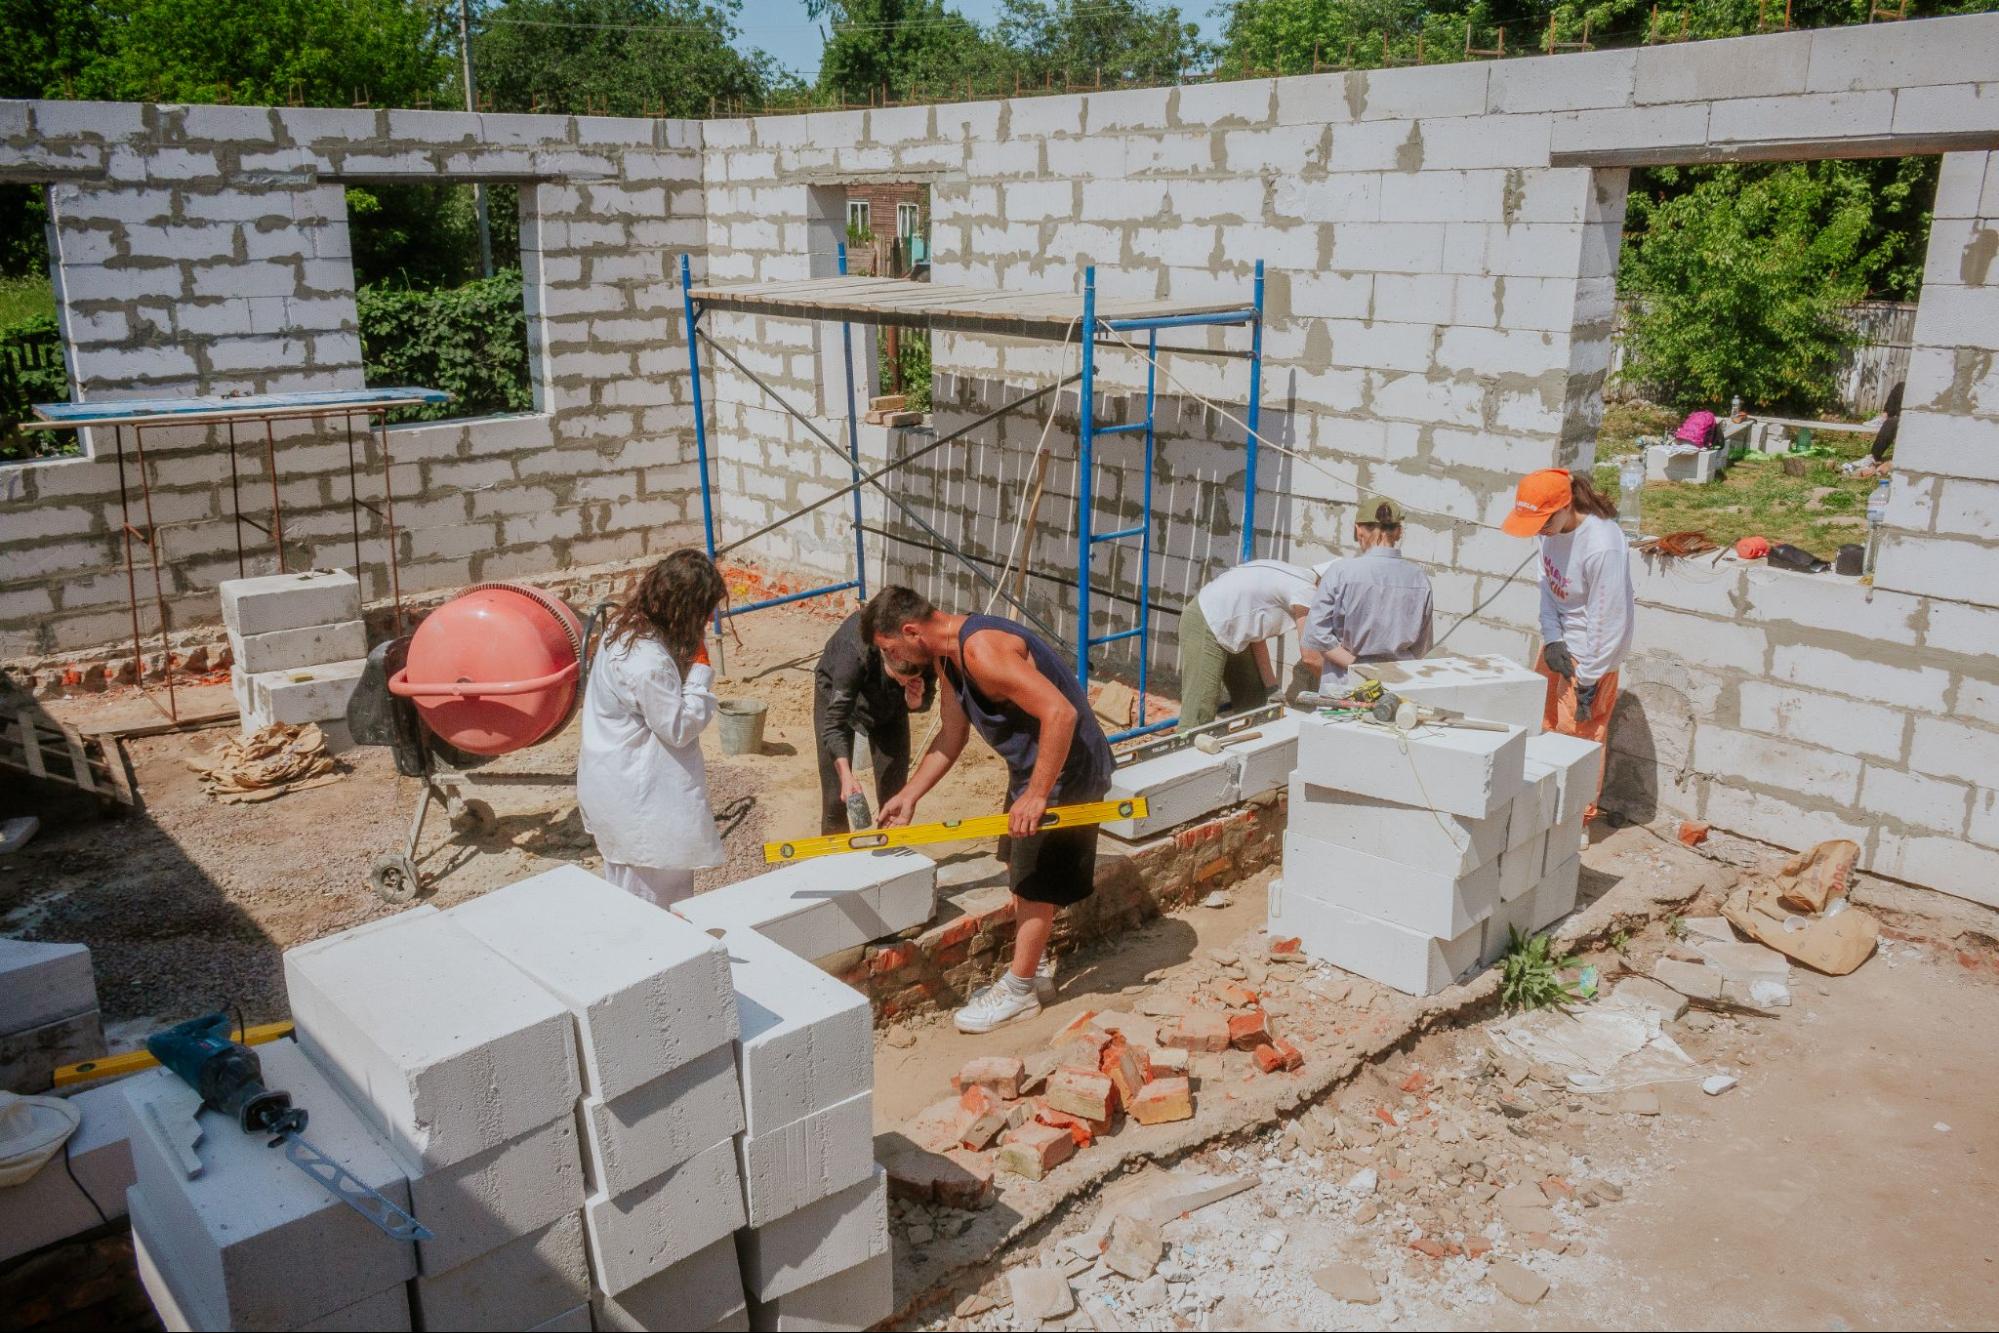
[1535,649,1618,824]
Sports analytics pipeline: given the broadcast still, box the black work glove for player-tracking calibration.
[1574,678,1600,714]
[1543,641,1576,679]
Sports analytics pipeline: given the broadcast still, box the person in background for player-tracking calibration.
[1176,558,1327,729]
[1301,496,1435,694]
[1867,380,1905,468]
[814,609,934,835]
[1502,468,1636,824]
[576,550,728,907]
[861,586,1115,1035]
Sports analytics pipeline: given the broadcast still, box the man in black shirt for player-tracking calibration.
[814,610,934,834]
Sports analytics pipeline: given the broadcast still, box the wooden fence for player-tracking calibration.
[1608,299,1917,416]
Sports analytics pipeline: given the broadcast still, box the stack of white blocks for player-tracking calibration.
[1268,657,1603,996]
[220,569,369,748]
[678,848,935,968]
[1101,713,1305,840]
[0,937,104,1094]
[124,853,911,1333]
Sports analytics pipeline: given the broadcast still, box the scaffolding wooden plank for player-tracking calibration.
[14,711,45,778]
[690,274,1251,339]
[63,727,97,793]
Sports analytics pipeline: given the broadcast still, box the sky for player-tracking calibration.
[730,0,1233,82]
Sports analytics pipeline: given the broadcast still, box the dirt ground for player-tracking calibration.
[912,867,1999,1331]
[1,596,1011,1044]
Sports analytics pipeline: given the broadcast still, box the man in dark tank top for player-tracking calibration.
[860,586,1114,1034]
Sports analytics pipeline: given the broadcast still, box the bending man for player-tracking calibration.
[1176,558,1325,730]
[861,586,1114,1035]
[813,609,934,834]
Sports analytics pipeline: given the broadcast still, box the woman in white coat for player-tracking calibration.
[576,550,728,907]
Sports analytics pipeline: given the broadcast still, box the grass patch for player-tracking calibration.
[1594,398,1878,556]
[0,273,54,325]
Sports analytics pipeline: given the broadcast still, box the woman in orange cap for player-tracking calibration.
[1502,468,1635,824]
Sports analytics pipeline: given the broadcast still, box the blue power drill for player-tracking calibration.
[146,1013,430,1242]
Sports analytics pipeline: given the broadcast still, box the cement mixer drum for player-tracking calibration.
[387,583,584,756]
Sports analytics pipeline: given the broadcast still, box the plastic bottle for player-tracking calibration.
[1617,453,1646,540]
[1864,475,1891,575]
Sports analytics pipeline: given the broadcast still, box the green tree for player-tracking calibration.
[473,0,787,116]
[0,0,110,99]
[809,0,1001,104]
[1617,162,1881,412]
[996,0,1214,85]
[74,0,455,107]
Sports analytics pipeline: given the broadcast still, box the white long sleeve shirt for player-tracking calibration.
[1195,560,1320,653]
[576,635,725,872]
[1536,514,1636,686]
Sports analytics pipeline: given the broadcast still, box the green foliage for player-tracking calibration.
[0,313,77,463]
[347,182,520,291]
[0,272,54,324]
[356,270,533,423]
[1618,162,1879,413]
[474,0,787,116]
[884,327,932,408]
[995,0,1214,85]
[811,0,1000,104]
[1497,926,1584,1011]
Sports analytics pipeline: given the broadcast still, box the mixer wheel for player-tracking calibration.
[369,853,423,905]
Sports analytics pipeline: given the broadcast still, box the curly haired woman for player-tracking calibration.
[576,549,728,907]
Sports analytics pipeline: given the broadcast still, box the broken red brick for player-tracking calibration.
[994,1120,1075,1180]
[1099,1035,1148,1112]
[1042,1067,1116,1123]
[1163,1012,1229,1054]
[1251,1039,1303,1073]
[1048,1010,1102,1046]
[1540,1176,1574,1202]
[1268,935,1303,959]
[1227,1009,1271,1050]
[1678,819,1711,846]
[1218,982,1260,1009]
[1399,1069,1429,1095]
[957,1086,1009,1150]
[1032,1100,1103,1148]
[1127,1075,1193,1126]
[1464,1236,1494,1259]
[1409,1238,1449,1259]
[954,1056,1025,1101]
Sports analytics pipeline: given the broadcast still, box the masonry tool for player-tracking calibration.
[1113,703,1285,767]
[1367,690,1511,733]
[844,789,875,831]
[763,797,1149,863]
[146,1013,432,1243]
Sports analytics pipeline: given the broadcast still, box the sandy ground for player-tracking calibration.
[916,873,1999,1331]
[2,597,1010,1043]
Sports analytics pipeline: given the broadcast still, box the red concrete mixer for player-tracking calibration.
[350,582,596,905]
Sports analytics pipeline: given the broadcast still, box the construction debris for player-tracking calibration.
[185,722,339,802]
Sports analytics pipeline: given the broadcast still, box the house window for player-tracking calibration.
[846,200,872,237]
[897,202,921,239]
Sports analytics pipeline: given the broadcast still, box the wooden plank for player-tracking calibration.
[79,705,237,741]
[99,737,135,805]
[62,727,97,793]
[16,711,45,778]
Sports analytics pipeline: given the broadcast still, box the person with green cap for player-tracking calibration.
[1301,495,1434,693]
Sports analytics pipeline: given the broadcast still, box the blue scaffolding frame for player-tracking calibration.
[681,257,1266,743]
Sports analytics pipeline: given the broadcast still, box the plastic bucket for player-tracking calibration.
[716,698,768,756]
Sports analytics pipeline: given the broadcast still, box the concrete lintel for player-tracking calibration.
[1553,128,1999,169]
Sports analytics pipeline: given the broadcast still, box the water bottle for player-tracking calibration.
[1617,453,1646,540]
[1864,476,1891,575]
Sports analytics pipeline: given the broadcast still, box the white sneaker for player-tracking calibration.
[954,980,1041,1034]
[1034,955,1057,999]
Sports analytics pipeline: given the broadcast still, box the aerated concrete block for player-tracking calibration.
[403,1114,585,1275]
[1287,776,1508,878]
[1224,712,1304,801]
[298,1288,418,1333]
[0,1081,134,1263]
[1497,832,1546,904]
[528,1306,595,1333]
[1545,813,1585,875]
[1268,878,1483,997]
[1295,714,1526,819]
[738,1087,875,1228]
[246,657,366,728]
[1645,443,1726,483]
[227,618,367,675]
[580,1043,745,1199]
[285,909,580,1170]
[450,865,739,1101]
[0,1008,104,1094]
[1281,829,1501,940]
[737,1166,889,1304]
[594,1234,746,1333]
[717,925,872,1140]
[748,1249,894,1332]
[1102,747,1237,840]
[676,851,935,967]
[583,1136,746,1296]
[413,1212,590,1332]
[1524,731,1603,828]
[219,569,362,637]
[121,1041,416,1331]
[1531,854,1581,931]
[1481,890,1539,967]
[1362,654,1547,733]
[0,938,97,1033]
[1507,761,1558,848]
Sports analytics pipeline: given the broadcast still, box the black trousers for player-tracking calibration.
[815,715,913,834]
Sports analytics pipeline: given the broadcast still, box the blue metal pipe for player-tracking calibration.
[1136,328,1158,729]
[725,579,862,618]
[1090,524,1146,544]
[1101,309,1258,332]
[680,253,718,561]
[1095,421,1149,437]
[1111,716,1179,743]
[1075,267,1097,688]
[1088,626,1143,646]
[836,243,869,602]
[1240,260,1265,563]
